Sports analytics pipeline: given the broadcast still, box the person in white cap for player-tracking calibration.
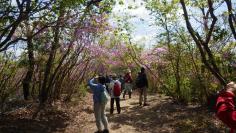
[123,69,133,99]
[109,74,121,114]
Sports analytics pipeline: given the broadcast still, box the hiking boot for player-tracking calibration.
[103,129,109,133]
[110,110,113,114]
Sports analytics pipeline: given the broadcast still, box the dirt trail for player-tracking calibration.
[0,91,227,133]
[73,91,226,133]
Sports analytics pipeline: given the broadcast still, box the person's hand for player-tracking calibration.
[87,86,92,93]
[94,75,99,81]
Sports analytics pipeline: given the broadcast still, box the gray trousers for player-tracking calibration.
[94,102,108,131]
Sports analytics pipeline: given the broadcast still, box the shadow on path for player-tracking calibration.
[107,94,226,133]
[0,108,69,133]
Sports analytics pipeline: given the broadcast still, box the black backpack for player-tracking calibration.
[135,74,143,88]
[207,92,220,113]
[207,88,226,113]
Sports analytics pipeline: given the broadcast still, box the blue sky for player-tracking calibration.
[110,0,158,48]
[110,0,236,48]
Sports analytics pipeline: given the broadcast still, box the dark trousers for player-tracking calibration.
[123,90,131,99]
[110,98,120,114]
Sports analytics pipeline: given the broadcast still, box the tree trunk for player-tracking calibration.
[22,37,34,100]
[40,29,59,103]
[225,0,236,40]
[180,0,226,86]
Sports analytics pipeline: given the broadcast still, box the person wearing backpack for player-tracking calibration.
[109,74,121,114]
[123,69,133,99]
[136,67,149,106]
[88,76,109,133]
[215,81,236,133]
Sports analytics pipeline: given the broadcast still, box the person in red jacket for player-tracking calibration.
[123,69,133,99]
[216,81,236,133]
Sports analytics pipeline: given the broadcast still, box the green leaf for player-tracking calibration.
[118,0,124,5]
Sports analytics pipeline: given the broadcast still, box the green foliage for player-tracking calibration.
[0,0,235,107]
[0,55,21,112]
[78,82,89,97]
[118,0,124,5]
[98,0,116,13]
[143,0,236,104]
[213,26,228,42]
[61,0,85,8]
[180,77,191,103]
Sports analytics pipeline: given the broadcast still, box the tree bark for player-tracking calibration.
[224,0,236,40]
[22,36,34,100]
[0,0,31,51]
[180,0,226,86]
[39,9,63,104]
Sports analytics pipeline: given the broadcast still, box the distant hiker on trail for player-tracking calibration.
[136,67,149,106]
[123,69,133,99]
[216,81,236,133]
[109,74,121,114]
[88,76,110,133]
[118,74,125,92]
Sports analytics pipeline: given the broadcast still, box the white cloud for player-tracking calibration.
[110,0,158,47]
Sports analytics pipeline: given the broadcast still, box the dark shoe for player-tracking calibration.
[139,103,142,106]
[94,131,103,133]
[143,103,149,106]
[103,129,109,133]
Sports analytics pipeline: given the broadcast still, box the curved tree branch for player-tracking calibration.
[225,0,236,40]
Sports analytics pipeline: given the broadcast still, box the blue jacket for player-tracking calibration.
[88,78,106,103]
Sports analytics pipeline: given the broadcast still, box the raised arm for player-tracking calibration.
[88,78,98,91]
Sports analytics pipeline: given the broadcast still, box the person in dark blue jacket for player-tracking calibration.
[88,76,109,133]
[136,67,149,106]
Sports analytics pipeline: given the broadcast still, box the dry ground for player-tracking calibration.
[0,91,227,133]
[77,91,226,133]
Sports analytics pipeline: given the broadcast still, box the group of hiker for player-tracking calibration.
[88,64,236,133]
[88,67,148,133]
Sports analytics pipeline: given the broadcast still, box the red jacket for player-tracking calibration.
[124,73,132,83]
[216,91,236,133]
